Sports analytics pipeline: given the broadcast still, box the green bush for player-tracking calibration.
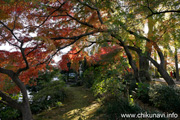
[101,97,142,120]
[136,83,151,104]
[30,80,66,113]
[0,105,21,120]
[27,68,62,92]
[82,66,101,88]
[96,95,167,120]
[0,95,21,120]
[149,84,180,113]
[86,63,131,97]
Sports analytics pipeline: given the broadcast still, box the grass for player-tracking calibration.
[33,86,100,120]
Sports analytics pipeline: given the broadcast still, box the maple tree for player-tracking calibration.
[0,0,78,119]
[0,0,101,119]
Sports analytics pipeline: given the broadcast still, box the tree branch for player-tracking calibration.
[37,0,68,28]
[16,48,29,75]
[51,31,99,40]
[77,0,103,24]
[0,90,21,110]
[0,21,21,42]
[147,9,180,18]
[66,12,95,28]
[69,42,95,55]
[0,35,20,48]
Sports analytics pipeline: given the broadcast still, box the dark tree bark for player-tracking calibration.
[146,47,175,85]
[164,51,168,70]
[111,34,141,83]
[138,54,151,82]
[127,45,175,86]
[21,102,33,120]
[154,51,159,77]
[152,61,175,85]
[0,68,33,120]
[175,50,179,81]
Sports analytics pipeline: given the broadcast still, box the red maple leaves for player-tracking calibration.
[59,45,124,71]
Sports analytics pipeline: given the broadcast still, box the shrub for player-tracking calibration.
[26,68,62,92]
[96,95,167,120]
[0,105,21,120]
[0,95,21,120]
[136,83,151,104]
[101,97,142,120]
[149,84,180,113]
[30,80,66,114]
[82,66,101,88]
[88,64,129,98]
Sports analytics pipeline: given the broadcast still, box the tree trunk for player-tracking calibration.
[0,60,33,120]
[148,54,175,86]
[154,51,159,77]
[139,54,151,82]
[21,102,33,120]
[157,66,175,85]
[175,54,179,81]
[128,45,175,86]
[116,37,141,82]
[164,51,167,70]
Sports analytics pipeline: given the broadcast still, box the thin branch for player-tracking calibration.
[0,90,21,110]
[37,0,68,28]
[66,12,95,28]
[12,15,19,31]
[51,31,99,40]
[118,21,150,42]
[12,2,21,31]
[0,21,21,42]
[69,42,95,55]
[147,9,180,18]
[16,48,29,75]
[25,44,40,56]
[146,0,154,14]
[36,39,77,66]
[37,30,102,65]
[96,9,103,24]
[16,38,29,75]
[77,0,103,24]
[31,14,67,18]
[0,35,20,48]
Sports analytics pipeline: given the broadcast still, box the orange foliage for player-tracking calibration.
[59,45,124,72]
[59,48,84,71]
[0,0,107,94]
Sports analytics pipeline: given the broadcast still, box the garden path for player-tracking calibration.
[34,86,100,120]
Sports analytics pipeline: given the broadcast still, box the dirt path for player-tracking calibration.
[34,86,100,120]
[152,78,180,86]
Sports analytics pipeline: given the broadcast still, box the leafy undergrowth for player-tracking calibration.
[34,86,100,120]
